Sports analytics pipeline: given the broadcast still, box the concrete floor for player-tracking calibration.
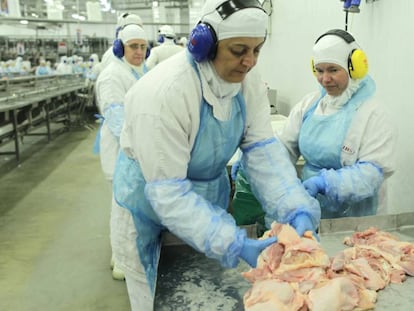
[0,124,131,310]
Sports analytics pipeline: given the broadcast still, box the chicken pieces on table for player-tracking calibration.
[242,223,414,311]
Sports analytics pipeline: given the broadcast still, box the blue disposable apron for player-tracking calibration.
[93,64,148,154]
[113,57,246,294]
[299,76,377,218]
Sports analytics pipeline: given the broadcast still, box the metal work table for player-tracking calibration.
[0,74,86,162]
[154,213,414,310]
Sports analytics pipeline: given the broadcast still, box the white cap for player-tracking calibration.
[119,24,148,43]
[200,0,268,40]
[159,25,176,38]
[89,53,99,62]
[313,32,360,71]
[117,13,143,28]
[179,36,188,46]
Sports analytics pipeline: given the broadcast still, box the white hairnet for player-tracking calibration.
[200,0,268,40]
[117,13,143,28]
[313,33,360,72]
[119,24,148,43]
[158,25,176,38]
[179,36,188,46]
[89,53,99,62]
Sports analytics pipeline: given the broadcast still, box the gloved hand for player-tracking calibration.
[231,160,240,181]
[290,213,319,241]
[239,236,277,268]
[303,175,326,197]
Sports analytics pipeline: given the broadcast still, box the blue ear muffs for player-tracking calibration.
[187,0,265,63]
[145,47,151,59]
[113,39,124,58]
[157,35,165,44]
[187,22,217,62]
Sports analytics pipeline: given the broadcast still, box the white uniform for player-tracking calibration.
[95,57,146,280]
[117,51,279,308]
[145,39,183,70]
[55,56,72,75]
[100,46,117,71]
[278,90,396,214]
[95,58,144,179]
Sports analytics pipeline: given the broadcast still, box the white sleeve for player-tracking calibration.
[240,68,274,148]
[346,99,397,177]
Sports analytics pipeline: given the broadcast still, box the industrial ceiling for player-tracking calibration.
[12,0,194,25]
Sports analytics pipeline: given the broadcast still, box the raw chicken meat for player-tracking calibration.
[242,223,414,310]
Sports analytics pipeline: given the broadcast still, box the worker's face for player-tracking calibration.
[124,39,147,66]
[213,37,265,83]
[314,63,349,96]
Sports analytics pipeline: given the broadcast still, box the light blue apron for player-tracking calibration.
[113,57,246,294]
[299,76,377,218]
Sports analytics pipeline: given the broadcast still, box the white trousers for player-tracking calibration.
[110,197,155,310]
[125,273,154,311]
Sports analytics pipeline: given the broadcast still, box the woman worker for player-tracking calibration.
[278,29,396,218]
[113,0,321,309]
[94,24,149,280]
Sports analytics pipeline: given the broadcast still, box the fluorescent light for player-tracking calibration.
[20,20,29,25]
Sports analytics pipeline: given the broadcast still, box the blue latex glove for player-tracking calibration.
[231,160,240,181]
[239,236,277,268]
[303,175,326,197]
[290,213,319,241]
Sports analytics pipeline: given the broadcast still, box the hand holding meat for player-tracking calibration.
[239,236,277,268]
[289,212,319,240]
[303,175,326,197]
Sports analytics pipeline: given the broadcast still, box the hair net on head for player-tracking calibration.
[313,34,360,72]
[158,25,176,38]
[200,0,268,40]
[179,36,188,46]
[89,53,99,62]
[117,13,143,28]
[119,24,147,43]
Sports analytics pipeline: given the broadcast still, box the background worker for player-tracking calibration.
[100,13,144,70]
[94,24,149,281]
[278,29,396,218]
[145,24,183,69]
[35,58,52,76]
[112,0,320,309]
[177,36,188,47]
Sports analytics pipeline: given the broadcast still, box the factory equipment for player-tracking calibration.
[0,73,86,162]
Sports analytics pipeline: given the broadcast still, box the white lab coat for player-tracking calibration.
[117,50,275,294]
[145,39,184,70]
[95,58,142,180]
[95,57,145,283]
[100,46,117,71]
[55,62,72,75]
[121,52,275,181]
[278,90,397,214]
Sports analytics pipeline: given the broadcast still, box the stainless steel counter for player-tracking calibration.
[154,213,414,310]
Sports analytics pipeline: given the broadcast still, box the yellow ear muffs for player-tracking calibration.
[348,49,368,79]
[311,58,317,76]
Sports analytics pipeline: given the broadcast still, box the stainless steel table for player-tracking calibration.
[154,213,414,310]
[0,75,85,162]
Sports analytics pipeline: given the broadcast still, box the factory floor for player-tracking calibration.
[0,121,131,311]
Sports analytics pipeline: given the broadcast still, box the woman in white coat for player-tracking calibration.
[94,24,148,280]
[278,29,396,218]
[113,0,320,309]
